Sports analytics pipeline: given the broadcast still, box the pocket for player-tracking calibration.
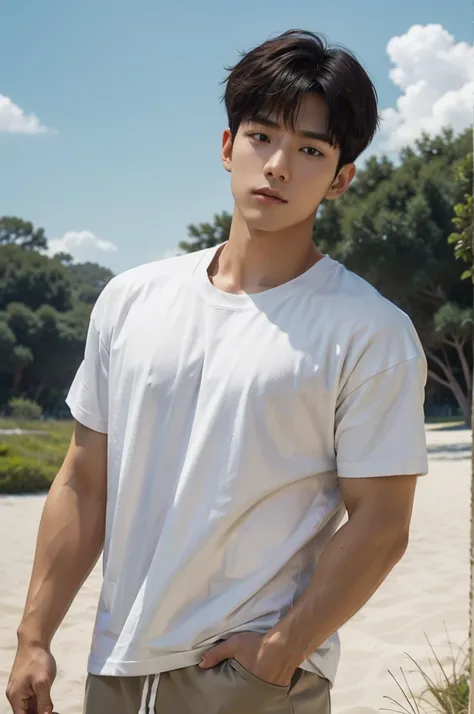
[229,658,290,694]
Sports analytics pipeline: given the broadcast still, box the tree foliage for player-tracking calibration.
[0,219,114,413]
[66,261,114,304]
[0,216,47,250]
[448,152,473,281]
[180,211,232,253]
[8,397,43,420]
[0,245,74,312]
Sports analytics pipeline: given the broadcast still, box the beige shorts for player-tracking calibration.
[83,660,330,714]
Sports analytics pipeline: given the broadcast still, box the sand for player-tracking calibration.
[0,425,471,714]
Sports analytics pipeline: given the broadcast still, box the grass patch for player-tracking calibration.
[0,419,73,494]
[382,634,469,714]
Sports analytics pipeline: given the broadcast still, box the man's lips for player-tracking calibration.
[252,189,287,204]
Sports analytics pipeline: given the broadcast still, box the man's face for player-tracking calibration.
[222,93,355,233]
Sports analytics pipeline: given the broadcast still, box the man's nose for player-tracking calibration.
[263,149,290,182]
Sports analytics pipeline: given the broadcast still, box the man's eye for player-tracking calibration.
[249,132,269,142]
[302,147,322,157]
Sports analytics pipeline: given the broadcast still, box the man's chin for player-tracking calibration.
[239,210,290,233]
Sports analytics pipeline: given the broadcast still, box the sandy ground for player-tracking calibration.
[0,425,470,714]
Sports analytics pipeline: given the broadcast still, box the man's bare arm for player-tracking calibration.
[17,421,107,649]
[199,473,419,684]
[264,474,418,677]
[7,422,107,713]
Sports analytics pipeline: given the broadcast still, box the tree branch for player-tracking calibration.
[440,346,450,364]
[425,348,453,382]
[426,346,470,419]
[453,338,472,393]
[419,285,445,302]
[418,291,443,305]
[442,337,458,348]
[427,370,452,389]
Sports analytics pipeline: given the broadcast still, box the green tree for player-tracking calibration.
[180,211,232,253]
[53,252,74,266]
[0,327,34,395]
[427,303,473,426]
[0,245,74,312]
[5,302,40,347]
[0,320,17,375]
[67,261,114,304]
[0,304,39,394]
[448,153,473,281]
[29,303,90,405]
[0,216,47,251]
[0,226,114,411]
[8,397,43,420]
[10,346,34,393]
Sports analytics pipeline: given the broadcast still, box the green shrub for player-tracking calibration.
[0,419,72,493]
[8,397,43,421]
[383,635,469,714]
[0,456,55,494]
[0,443,8,457]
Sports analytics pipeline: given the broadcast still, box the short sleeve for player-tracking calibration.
[335,358,428,479]
[66,312,109,434]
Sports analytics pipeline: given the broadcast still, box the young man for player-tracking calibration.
[7,29,428,714]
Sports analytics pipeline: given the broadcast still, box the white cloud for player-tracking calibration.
[378,24,474,152]
[0,94,48,134]
[47,231,117,261]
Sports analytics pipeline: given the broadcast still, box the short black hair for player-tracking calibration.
[223,30,380,170]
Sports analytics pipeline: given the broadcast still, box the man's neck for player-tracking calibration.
[208,209,323,295]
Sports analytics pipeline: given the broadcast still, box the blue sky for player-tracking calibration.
[0,0,472,274]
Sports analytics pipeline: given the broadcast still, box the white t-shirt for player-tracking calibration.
[66,244,428,685]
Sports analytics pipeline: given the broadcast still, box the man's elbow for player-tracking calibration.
[374,521,410,564]
[350,510,411,564]
[388,528,410,562]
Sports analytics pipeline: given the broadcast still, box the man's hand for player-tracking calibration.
[6,644,57,714]
[199,631,296,687]
[5,421,106,714]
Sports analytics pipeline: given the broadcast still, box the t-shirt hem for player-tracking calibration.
[87,651,335,685]
[88,649,206,677]
[66,400,108,434]
[337,458,428,479]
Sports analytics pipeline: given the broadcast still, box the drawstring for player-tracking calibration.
[138,673,161,714]
[138,675,149,714]
[149,674,160,712]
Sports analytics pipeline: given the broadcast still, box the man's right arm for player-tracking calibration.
[6,420,107,714]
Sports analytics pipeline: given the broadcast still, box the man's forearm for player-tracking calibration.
[266,514,408,672]
[17,468,105,649]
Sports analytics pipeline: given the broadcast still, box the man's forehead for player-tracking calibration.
[250,95,327,129]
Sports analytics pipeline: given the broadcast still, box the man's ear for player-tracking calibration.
[325,163,356,201]
[222,129,233,173]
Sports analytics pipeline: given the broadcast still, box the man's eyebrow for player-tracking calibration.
[250,115,332,144]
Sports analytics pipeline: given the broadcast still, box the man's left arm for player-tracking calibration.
[258,473,418,681]
[200,473,419,684]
